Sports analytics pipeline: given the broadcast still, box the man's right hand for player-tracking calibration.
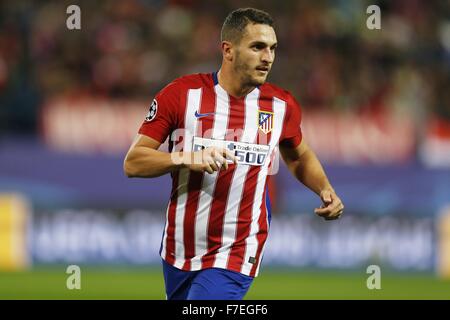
[182,147,237,174]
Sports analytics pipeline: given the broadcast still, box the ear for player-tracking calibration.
[221,41,233,62]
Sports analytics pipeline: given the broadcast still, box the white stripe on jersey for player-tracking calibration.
[190,84,230,270]
[241,96,286,276]
[212,88,261,269]
[172,88,202,269]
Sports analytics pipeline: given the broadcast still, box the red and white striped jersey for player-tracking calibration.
[138,72,302,277]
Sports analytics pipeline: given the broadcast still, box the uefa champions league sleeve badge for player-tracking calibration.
[145,99,158,122]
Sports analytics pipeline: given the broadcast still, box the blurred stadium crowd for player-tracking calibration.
[0,0,449,135]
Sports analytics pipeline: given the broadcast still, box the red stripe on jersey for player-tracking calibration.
[201,168,235,269]
[250,185,269,277]
[225,96,246,142]
[164,173,179,265]
[197,85,217,139]
[182,171,202,271]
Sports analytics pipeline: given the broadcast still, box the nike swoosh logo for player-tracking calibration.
[194,110,215,118]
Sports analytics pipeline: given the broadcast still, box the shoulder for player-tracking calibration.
[152,73,213,113]
[163,73,214,92]
[260,82,301,109]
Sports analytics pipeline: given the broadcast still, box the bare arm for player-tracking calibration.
[123,134,237,178]
[123,134,181,178]
[279,138,344,220]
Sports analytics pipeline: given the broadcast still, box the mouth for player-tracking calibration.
[256,67,270,77]
[256,66,269,73]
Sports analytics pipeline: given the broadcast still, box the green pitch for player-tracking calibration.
[0,266,449,300]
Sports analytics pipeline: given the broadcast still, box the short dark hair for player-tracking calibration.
[221,8,274,44]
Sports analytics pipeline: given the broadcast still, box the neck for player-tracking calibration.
[217,67,255,98]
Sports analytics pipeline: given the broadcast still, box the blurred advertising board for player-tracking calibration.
[302,110,416,165]
[31,209,164,265]
[29,208,435,272]
[40,96,144,155]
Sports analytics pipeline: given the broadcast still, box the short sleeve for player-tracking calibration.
[279,94,303,148]
[138,81,180,143]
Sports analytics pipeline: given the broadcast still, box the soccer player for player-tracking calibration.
[124,8,344,300]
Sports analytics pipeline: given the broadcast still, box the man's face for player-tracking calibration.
[232,23,277,87]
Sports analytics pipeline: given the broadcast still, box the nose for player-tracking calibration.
[261,48,274,64]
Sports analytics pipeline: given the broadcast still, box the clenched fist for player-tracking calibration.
[314,189,344,221]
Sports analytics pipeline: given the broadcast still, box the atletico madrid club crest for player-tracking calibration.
[145,99,158,122]
[258,110,274,134]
